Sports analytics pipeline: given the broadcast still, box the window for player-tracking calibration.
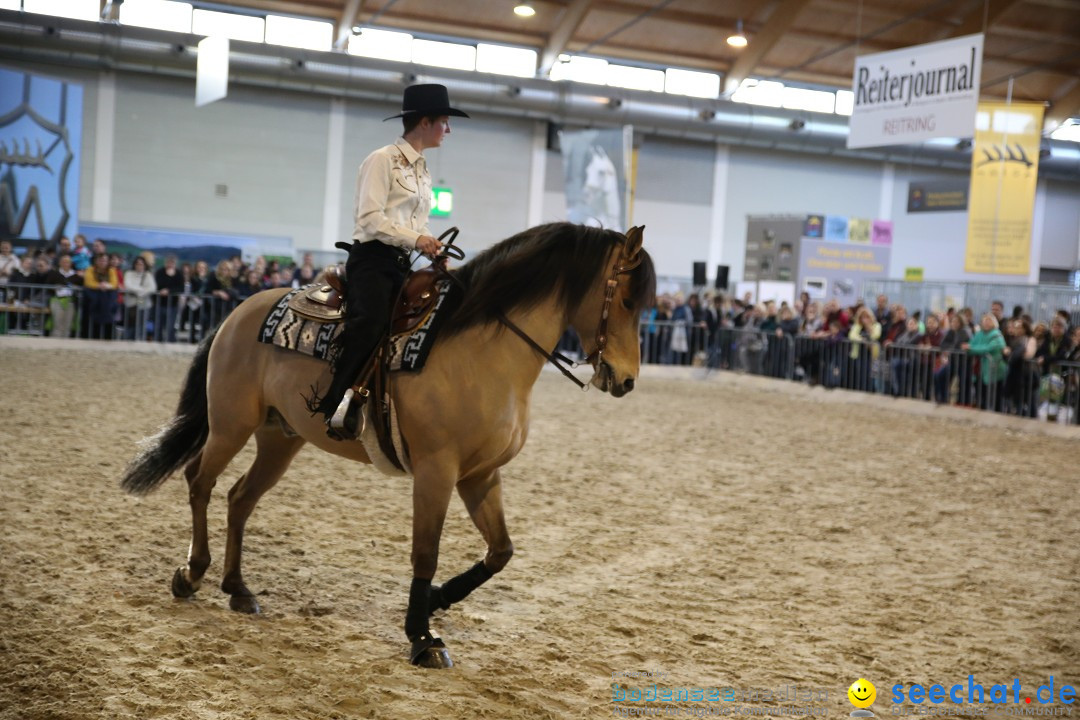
[731,79,784,108]
[606,64,664,93]
[192,8,264,43]
[550,55,607,85]
[119,0,192,34]
[265,14,332,51]
[665,68,720,99]
[411,38,476,71]
[834,90,854,116]
[23,0,98,21]
[476,43,536,78]
[781,87,835,114]
[348,27,413,62]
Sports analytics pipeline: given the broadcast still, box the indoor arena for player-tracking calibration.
[1,1,1079,719]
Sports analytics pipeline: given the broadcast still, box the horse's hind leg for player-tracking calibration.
[430,469,513,615]
[220,425,305,614]
[172,422,260,600]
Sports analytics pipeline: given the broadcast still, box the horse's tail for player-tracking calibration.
[120,325,219,496]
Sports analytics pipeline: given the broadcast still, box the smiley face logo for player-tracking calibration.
[848,678,877,709]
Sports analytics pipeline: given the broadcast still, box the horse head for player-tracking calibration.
[574,225,654,398]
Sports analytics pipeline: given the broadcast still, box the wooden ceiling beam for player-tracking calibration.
[210,0,339,21]
[948,0,1024,37]
[723,0,814,94]
[540,0,595,76]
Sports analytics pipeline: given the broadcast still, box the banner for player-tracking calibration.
[848,34,983,149]
[560,126,631,232]
[964,102,1044,275]
[0,68,83,245]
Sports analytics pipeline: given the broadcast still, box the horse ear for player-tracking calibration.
[624,225,645,259]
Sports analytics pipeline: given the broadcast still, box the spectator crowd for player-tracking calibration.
[633,290,1080,423]
[0,235,319,342]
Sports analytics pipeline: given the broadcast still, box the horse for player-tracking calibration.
[120,222,655,668]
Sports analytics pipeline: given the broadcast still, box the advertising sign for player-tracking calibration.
[848,34,983,149]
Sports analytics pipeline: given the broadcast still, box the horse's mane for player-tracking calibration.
[441,222,656,338]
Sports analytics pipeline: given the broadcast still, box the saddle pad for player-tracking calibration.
[258,289,343,360]
[388,278,461,372]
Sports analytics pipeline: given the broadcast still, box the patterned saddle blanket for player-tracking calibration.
[257,280,459,372]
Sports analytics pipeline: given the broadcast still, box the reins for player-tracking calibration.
[410,228,640,391]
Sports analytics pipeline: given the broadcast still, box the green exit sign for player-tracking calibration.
[430,186,453,217]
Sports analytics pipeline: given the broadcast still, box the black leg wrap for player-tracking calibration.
[405,578,432,641]
[405,578,453,667]
[430,561,492,615]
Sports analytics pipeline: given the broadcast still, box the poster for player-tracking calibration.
[964,102,1043,275]
[0,68,83,245]
[560,126,632,232]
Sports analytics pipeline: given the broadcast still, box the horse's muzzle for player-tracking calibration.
[597,362,635,397]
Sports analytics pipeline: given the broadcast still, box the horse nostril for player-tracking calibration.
[623,378,634,392]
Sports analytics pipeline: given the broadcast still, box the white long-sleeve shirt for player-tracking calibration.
[352,138,432,250]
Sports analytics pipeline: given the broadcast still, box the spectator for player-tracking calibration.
[122,255,157,340]
[0,240,20,304]
[179,261,206,343]
[990,300,1007,331]
[1035,314,1073,378]
[1035,316,1073,422]
[965,314,1007,411]
[83,252,119,339]
[960,307,976,332]
[292,262,317,289]
[668,294,693,365]
[48,253,81,338]
[936,313,972,405]
[91,238,107,256]
[847,307,881,392]
[874,294,891,327]
[889,316,923,397]
[881,304,908,348]
[235,269,264,300]
[71,234,91,272]
[154,255,184,342]
[109,253,126,288]
[1004,319,1039,418]
[206,259,237,328]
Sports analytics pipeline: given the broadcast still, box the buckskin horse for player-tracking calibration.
[120,222,655,668]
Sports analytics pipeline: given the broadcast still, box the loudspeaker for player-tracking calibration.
[692,262,707,287]
[715,264,730,291]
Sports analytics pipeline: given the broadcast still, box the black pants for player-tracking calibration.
[316,241,409,417]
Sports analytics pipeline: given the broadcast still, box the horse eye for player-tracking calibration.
[622,298,634,311]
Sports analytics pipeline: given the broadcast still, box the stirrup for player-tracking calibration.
[327,387,368,440]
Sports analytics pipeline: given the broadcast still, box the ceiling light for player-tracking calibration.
[727,19,747,48]
[514,2,536,17]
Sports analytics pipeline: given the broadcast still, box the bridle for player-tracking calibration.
[498,232,643,390]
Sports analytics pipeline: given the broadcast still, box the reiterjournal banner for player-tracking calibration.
[847,34,983,149]
[964,102,1044,275]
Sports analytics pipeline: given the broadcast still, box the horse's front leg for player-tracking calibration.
[406,461,457,668]
[429,468,513,615]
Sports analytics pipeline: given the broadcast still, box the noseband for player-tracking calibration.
[498,236,641,390]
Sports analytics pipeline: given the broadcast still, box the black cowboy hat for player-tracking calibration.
[383,83,470,121]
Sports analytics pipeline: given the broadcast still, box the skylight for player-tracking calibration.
[119,0,192,34]
[192,8,264,43]
[265,14,332,52]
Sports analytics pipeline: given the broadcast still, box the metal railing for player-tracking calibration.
[0,281,244,343]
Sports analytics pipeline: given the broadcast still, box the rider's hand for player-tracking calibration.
[415,235,442,258]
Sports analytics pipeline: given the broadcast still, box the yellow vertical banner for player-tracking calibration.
[964,102,1043,275]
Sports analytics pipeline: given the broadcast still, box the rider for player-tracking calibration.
[316,84,469,440]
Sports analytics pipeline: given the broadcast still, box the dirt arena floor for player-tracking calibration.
[1,341,1078,720]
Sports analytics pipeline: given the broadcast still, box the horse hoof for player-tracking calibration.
[171,567,198,598]
[410,636,453,669]
[229,594,262,614]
